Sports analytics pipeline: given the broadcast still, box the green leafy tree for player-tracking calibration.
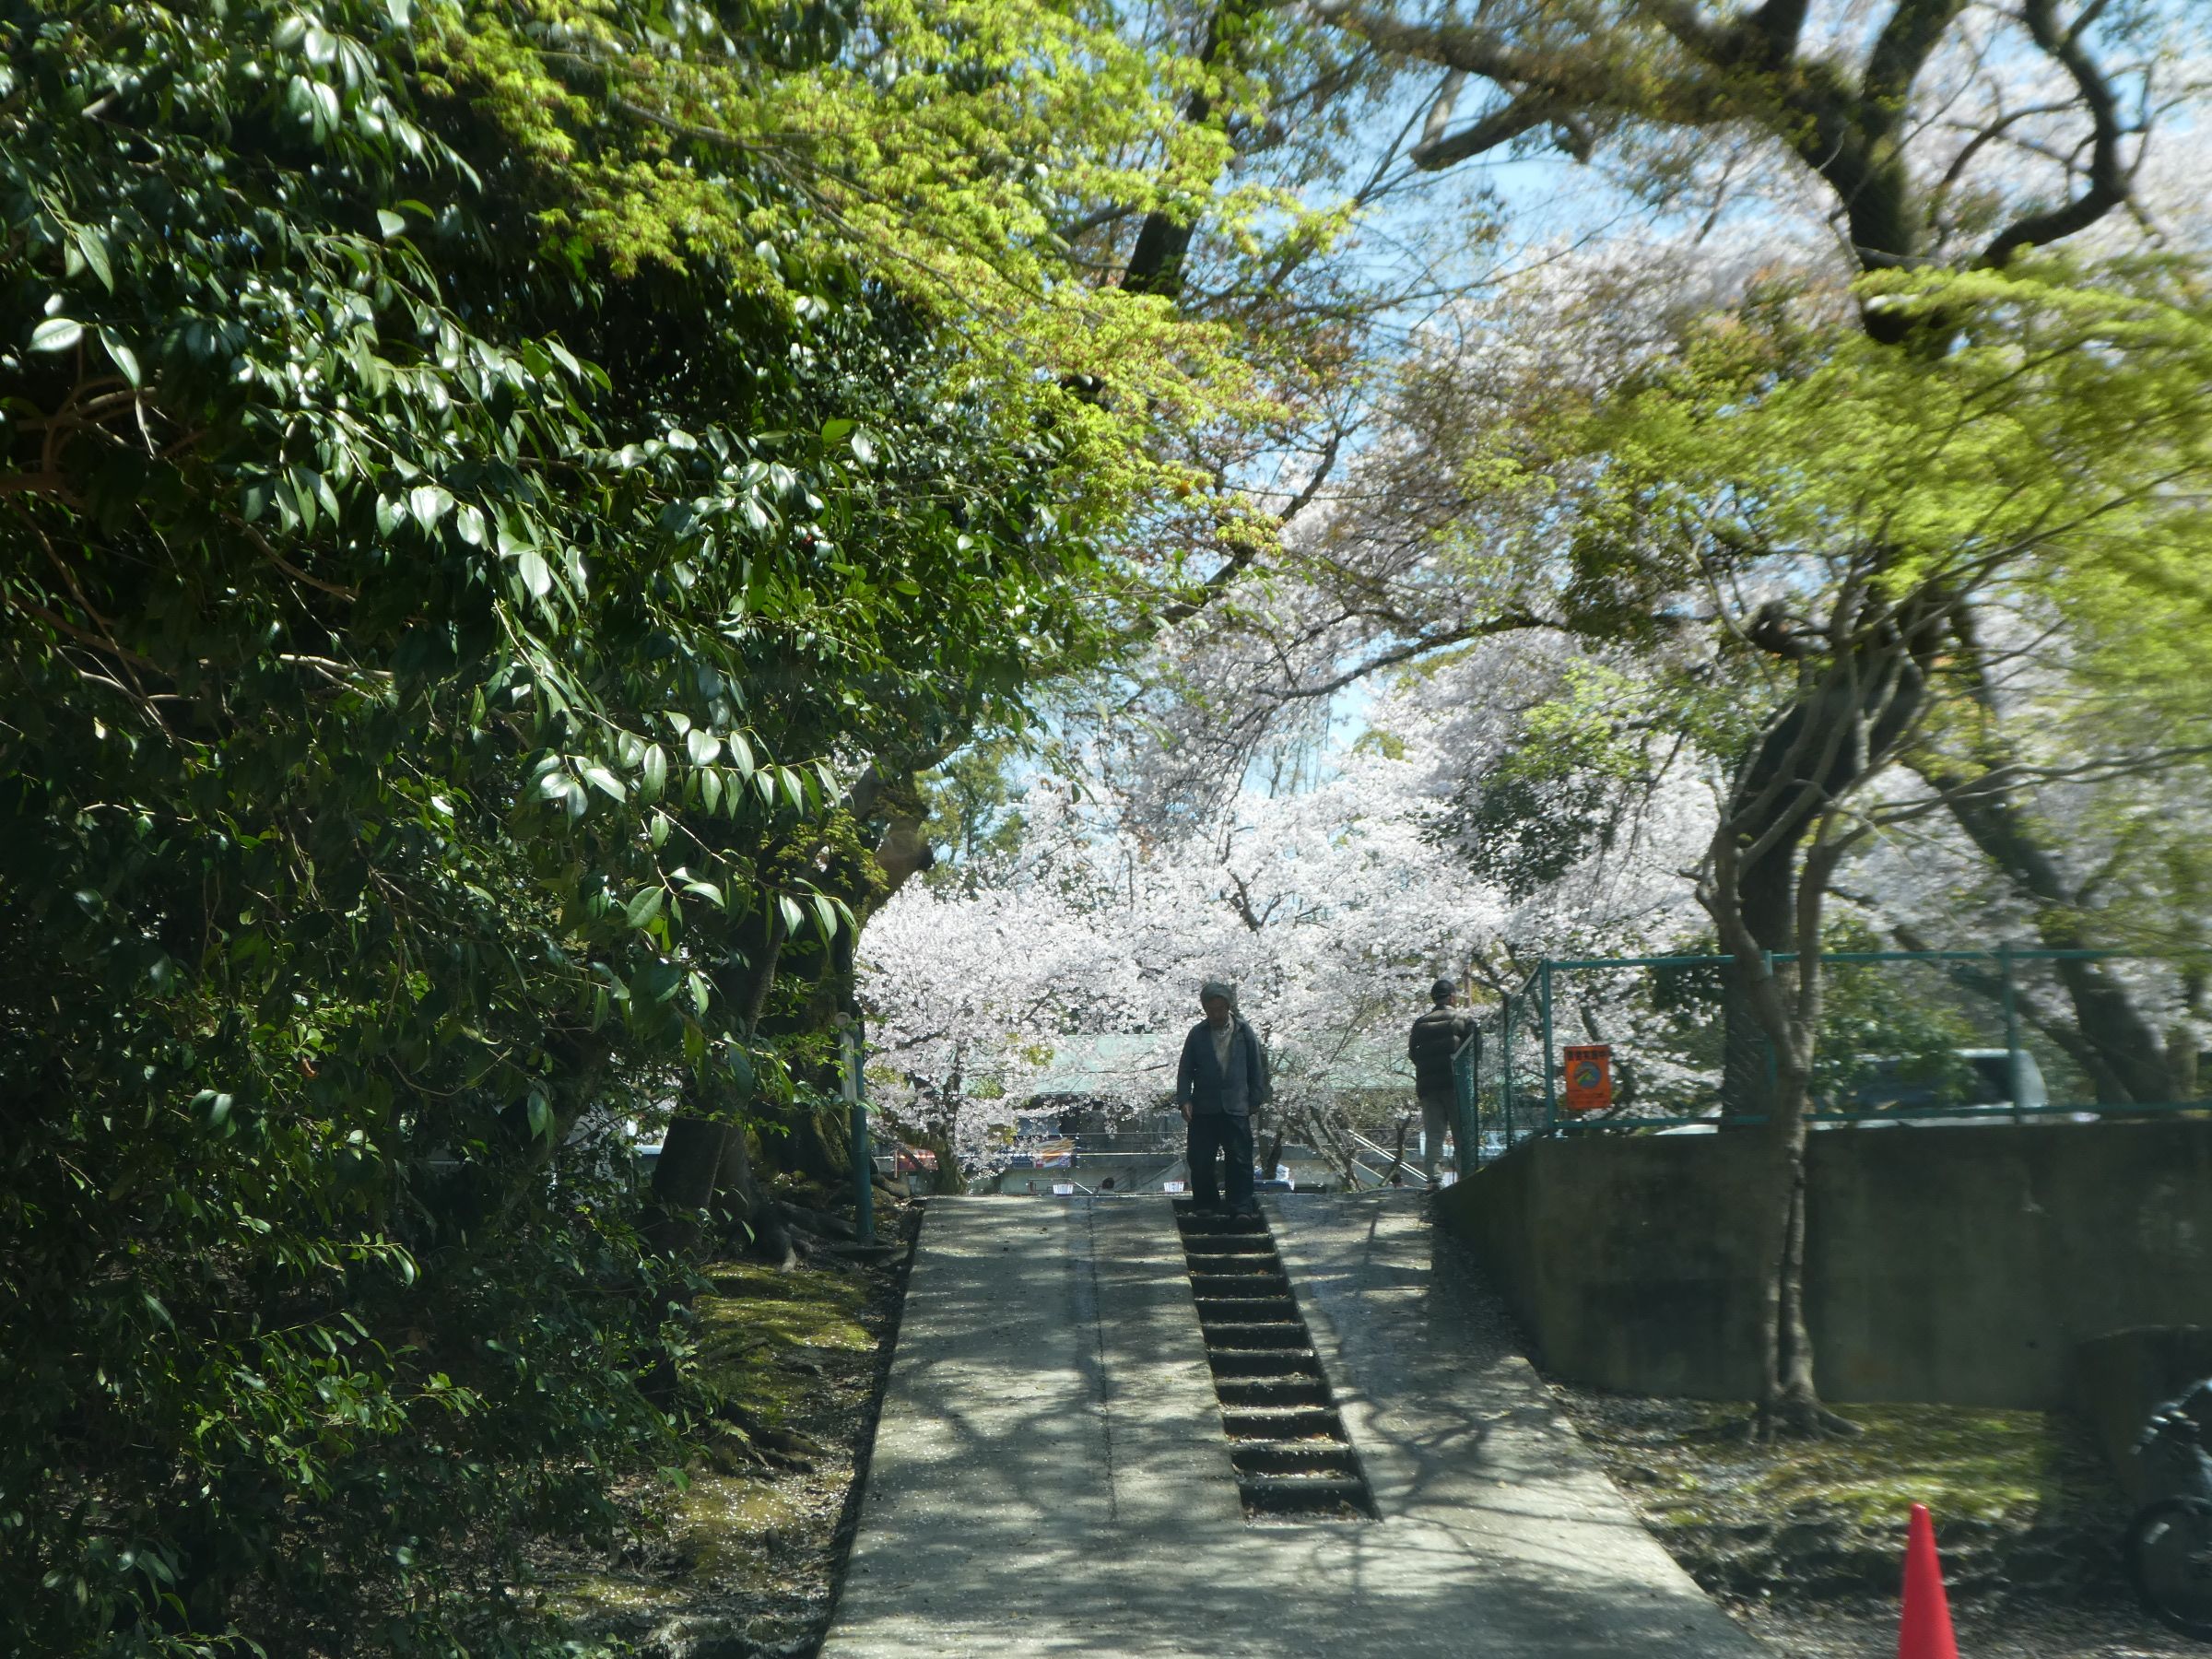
[1307,0,2211,1111]
[1504,261,2212,1431]
[0,0,1287,1650]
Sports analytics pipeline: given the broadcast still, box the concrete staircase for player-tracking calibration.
[1173,1199,1377,1520]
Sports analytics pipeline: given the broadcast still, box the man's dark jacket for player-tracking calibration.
[1407,1006,1477,1095]
[1175,1017,1274,1117]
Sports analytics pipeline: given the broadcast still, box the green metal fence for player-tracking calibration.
[1451,1030,1478,1178]
[1466,948,2210,1161]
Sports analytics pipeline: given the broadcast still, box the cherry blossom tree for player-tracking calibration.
[859,644,1717,1171]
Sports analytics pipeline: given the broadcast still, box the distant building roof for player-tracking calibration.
[1024,1031,1411,1100]
[1025,1034,1174,1099]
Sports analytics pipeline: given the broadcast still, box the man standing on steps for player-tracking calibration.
[1408,977,1477,1187]
[1174,980,1273,1218]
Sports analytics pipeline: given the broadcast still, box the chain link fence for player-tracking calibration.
[1464,949,2210,1160]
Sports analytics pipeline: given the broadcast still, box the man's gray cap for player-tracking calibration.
[1199,979,1236,1003]
[1430,976,1457,1002]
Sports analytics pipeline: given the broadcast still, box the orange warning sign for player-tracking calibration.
[1562,1044,1613,1113]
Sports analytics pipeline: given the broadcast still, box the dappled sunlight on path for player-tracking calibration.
[823,1194,1764,1657]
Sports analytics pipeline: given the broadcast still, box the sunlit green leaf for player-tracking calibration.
[29,317,83,352]
[74,227,113,291]
[408,484,451,532]
[98,328,140,386]
[517,547,552,598]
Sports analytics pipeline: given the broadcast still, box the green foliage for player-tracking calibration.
[917,734,1030,888]
[1452,261,2212,773]
[0,0,1265,1652]
[1577,262,2212,702]
[413,0,1290,512]
[1639,924,1985,1115]
[1805,938,1984,1114]
[1441,660,1659,899]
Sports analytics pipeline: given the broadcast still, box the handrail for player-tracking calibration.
[1349,1157,1430,1189]
[1540,947,2210,971]
[1345,1124,1432,1188]
[1552,1100,2209,1130]
[1496,947,2211,1139]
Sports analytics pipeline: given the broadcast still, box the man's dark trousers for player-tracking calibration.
[1187,1110,1254,1212]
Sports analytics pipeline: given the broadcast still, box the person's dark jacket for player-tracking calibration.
[1175,1017,1273,1117]
[1408,1006,1476,1095]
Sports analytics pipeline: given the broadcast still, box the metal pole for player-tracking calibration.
[1761,950,1778,1112]
[1501,994,1515,1148]
[1539,960,1558,1134]
[2000,944,2024,1125]
[1454,1033,1477,1176]
[843,1023,875,1244]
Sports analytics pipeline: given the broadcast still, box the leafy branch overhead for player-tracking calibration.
[0,0,1315,1650]
[1316,0,2190,292]
[420,0,1296,500]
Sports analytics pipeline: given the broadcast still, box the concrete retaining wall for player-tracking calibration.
[1437,1120,2212,1407]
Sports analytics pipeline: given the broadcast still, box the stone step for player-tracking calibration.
[1194,1296,1298,1324]
[1194,1283,1291,1309]
[1220,1406,1343,1441]
[1215,1377,1331,1409]
[1201,1322,1310,1350]
[1206,1348,1323,1380]
[1175,1202,1379,1524]
[1176,1215,1268,1237]
[1231,1441,1363,1478]
[1184,1259,1284,1281]
[1178,1232,1276,1256]
[1239,1475,1379,1519]
[1185,1239,1274,1265]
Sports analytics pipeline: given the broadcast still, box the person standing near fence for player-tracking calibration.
[1174,980,1273,1217]
[1408,977,1477,1185]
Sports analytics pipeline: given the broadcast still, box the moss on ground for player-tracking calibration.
[1559,1390,2132,1603]
[533,1229,913,1655]
[691,1260,874,1428]
[1618,1401,2086,1529]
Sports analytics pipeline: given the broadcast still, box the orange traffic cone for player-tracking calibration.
[1898,1501,1959,1659]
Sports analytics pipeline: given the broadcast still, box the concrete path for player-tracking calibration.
[823,1194,1765,1658]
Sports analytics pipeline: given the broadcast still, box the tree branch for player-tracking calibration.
[1265,610,1555,703]
[1411,87,1576,170]
[1863,0,1970,112]
[1979,0,2130,265]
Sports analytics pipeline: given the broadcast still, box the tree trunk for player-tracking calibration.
[1758,1073,1822,1431]
[650,896,804,1262]
[1704,623,1931,1436]
[1914,759,2176,1101]
[648,1112,728,1258]
[1732,967,1858,1439]
[750,757,935,1193]
[708,1113,796,1269]
[1721,844,1794,1116]
[1118,0,1253,301]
